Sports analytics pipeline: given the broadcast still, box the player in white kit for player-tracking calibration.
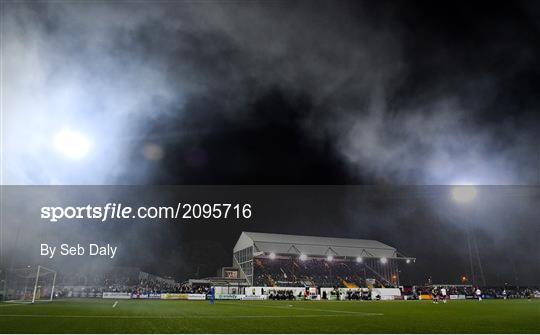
[440,287,448,303]
[475,288,482,301]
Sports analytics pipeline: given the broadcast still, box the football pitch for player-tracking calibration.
[0,299,539,333]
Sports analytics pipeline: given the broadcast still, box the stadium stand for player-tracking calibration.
[8,233,536,302]
[233,232,413,287]
[54,267,196,298]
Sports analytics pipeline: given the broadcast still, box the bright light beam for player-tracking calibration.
[451,185,477,203]
[53,128,92,160]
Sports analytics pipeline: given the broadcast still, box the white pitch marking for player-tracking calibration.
[0,313,380,319]
[112,301,118,308]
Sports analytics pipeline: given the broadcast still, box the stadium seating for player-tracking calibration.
[253,257,379,287]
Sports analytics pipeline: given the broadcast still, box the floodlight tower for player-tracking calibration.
[451,185,486,287]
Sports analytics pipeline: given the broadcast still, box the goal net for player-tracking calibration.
[3,266,57,303]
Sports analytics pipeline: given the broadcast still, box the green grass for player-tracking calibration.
[0,299,539,333]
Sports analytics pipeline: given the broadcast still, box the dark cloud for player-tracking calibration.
[4,1,539,185]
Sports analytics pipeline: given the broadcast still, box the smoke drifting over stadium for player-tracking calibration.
[4,1,539,185]
[1,1,539,287]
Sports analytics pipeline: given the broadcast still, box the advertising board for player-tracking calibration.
[102,292,131,299]
[216,294,245,300]
[161,293,188,300]
[241,295,267,300]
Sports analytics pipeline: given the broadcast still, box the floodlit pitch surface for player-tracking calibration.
[0,299,539,333]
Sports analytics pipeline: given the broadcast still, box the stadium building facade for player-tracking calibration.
[232,232,413,288]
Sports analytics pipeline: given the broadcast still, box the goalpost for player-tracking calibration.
[3,265,57,303]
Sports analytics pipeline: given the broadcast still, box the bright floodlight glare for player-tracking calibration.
[380,257,388,264]
[451,185,477,203]
[269,252,276,260]
[356,257,363,263]
[299,254,307,261]
[53,128,91,160]
[327,255,333,262]
[406,259,411,264]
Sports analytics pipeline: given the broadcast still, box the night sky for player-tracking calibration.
[2,1,539,285]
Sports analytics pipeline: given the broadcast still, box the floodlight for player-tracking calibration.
[326,255,333,262]
[299,254,307,261]
[406,259,411,264]
[53,128,91,160]
[269,252,276,260]
[451,185,477,203]
[356,257,363,263]
[380,257,388,264]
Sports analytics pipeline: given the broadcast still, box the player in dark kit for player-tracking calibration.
[432,287,439,304]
